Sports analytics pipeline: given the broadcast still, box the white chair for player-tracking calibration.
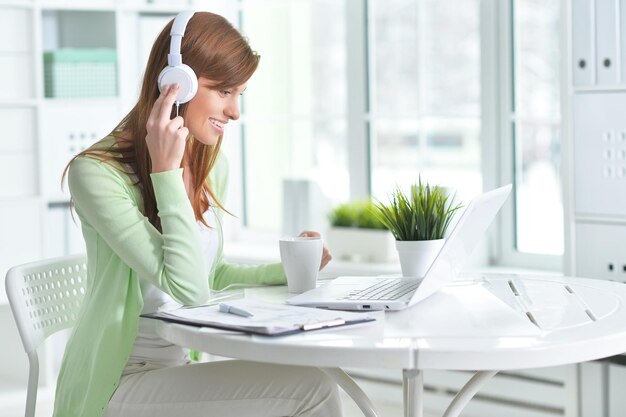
[5,254,87,417]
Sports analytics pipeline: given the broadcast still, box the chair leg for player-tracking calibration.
[25,352,39,417]
[321,367,380,417]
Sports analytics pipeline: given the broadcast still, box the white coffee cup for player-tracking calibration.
[279,237,323,293]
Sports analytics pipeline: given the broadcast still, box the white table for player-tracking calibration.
[156,274,626,417]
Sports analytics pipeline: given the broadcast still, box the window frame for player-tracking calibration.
[492,0,563,270]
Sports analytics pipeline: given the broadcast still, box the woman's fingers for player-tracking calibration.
[145,84,187,172]
[320,246,332,270]
[158,84,181,121]
[298,230,321,238]
[147,84,180,128]
[176,126,190,142]
[168,115,185,134]
[148,84,171,123]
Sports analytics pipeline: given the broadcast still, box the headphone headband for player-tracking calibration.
[157,11,198,104]
[168,11,195,67]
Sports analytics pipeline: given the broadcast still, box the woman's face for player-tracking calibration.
[184,77,246,146]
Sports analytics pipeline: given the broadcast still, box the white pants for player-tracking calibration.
[104,360,342,417]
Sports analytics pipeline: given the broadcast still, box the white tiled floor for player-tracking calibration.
[1,389,54,417]
[340,390,401,417]
[339,384,438,417]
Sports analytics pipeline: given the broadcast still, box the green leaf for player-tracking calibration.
[373,177,463,241]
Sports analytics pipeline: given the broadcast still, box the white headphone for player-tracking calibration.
[157,11,198,104]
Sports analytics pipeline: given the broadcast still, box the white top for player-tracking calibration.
[126,209,219,368]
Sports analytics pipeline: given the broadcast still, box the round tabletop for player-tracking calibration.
[156,274,626,371]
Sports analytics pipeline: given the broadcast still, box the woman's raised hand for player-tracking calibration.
[145,84,189,173]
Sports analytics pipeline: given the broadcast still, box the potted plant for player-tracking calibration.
[326,200,396,262]
[374,179,462,277]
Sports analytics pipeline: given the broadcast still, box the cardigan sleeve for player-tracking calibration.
[68,156,209,305]
[211,261,286,290]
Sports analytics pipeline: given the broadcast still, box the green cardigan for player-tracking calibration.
[53,139,286,417]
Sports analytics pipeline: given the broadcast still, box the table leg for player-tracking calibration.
[442,370,498,417]
[321,368,380,417]
[403,369,423,417]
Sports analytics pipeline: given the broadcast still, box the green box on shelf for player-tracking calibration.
[43,48,118,98]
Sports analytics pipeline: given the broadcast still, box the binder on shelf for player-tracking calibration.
[572,0,594,86]
[595,0,619,85]
[621,0,626,84]
[142,298,377,337]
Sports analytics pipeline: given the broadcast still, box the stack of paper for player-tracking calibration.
[142,299,376,336]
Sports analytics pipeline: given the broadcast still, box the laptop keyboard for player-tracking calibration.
[342,279,420,301]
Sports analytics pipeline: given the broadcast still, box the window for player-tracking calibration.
[232,0,563,271]
[511,0,562,257]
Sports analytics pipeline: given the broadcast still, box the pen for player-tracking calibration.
[300,318,345,331]
[219,303,254,318]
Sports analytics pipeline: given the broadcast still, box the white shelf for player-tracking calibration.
[0,196,41,204]
[0,1,34,8]
[42,97,121,107]
[575,215,626,225]
[573,85,626,93]
[37,1,191,13]
[38,1,116,11]
[0,99,37,107]
[120,3,192,13]
[0,50,34,56]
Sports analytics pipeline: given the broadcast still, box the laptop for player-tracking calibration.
[287,184,512,311]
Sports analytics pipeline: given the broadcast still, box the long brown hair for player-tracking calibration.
[62,12,259,231]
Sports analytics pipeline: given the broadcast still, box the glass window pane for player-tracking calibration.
[242,0,346,116]
[422,0,481,116]
[371,0,481,202]
[240,0,348,232]
[243,119,348,231]
[515,123,563,255]
[372,0,419,117]
[372,117,481,201]
[371,118,420,196]
[513,0,562,255]
[514,0,560,119]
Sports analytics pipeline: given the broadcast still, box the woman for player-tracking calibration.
[55,11,339,417]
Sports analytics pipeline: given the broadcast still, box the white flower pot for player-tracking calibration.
[326,227,397,262]
[395,239,445,277]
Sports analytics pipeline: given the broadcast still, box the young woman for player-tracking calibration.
[54,11,339,417]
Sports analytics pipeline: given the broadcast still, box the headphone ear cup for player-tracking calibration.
[157,64,198,104]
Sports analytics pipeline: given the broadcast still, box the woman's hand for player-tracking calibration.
[298,231,332,271]
[145,84,189,173]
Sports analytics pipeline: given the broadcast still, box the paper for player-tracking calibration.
[142,299,376,336]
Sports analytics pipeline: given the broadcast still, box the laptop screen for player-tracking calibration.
[410,184,512,304]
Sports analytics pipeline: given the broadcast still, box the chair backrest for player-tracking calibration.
[5,254,88,417]
[5,254,88,355]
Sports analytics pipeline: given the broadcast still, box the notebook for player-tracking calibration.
[287,184,512,311]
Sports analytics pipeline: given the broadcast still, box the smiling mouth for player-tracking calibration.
[209,118,225,130]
